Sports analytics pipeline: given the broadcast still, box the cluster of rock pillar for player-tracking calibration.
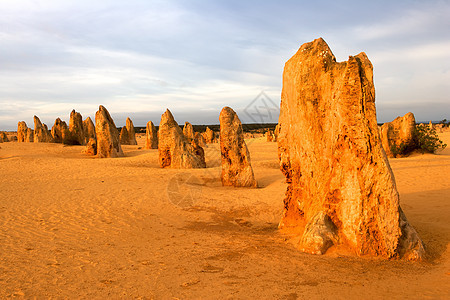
[11,38,426,261]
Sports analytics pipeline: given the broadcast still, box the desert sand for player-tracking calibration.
[0,132,449,299]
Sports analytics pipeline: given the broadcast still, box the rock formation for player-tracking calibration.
[158,109,206,168]
[33,116,53,143]
[68,110,85,145]
[83,138,97,156]
[277,38,424,260]
[119,126,130,145]
[194,132,206,148]
[380,113,416,157]
[17,122,28,143]
[120,117,137,145]
[203,127,216,144]
[145,121,158,149]
[51,118,69,144]
[26,128,34,143]
[219,106,257,187]
[274,124,280,142]
[183,122,195,142]
[83,117,96,144]
[266,130,274,142]
[0,132,8,143]
[95,105,123,158]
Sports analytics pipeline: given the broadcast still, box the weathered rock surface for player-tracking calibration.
[51,118,69,144]
[194,132,206,148]
[119,126,130,145]
[183,122,195,142]
[158,109,205,168]
[277,38,424,260]
[0,132,8,143]
[34,116,53,143]
[219,106,257,187]
[95,105,123,158]
[26,128,34,143]
[145,121,158,149]
[274,124,280,142]
[203,127,216,144]
[83,138,97,156]
[380,112,416,157]
[266,130,274,142]
[83,117,96,144]
[68,110,85,145]
[120,117,137,145]
[17,121,28,143]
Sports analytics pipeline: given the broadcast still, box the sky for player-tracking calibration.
[0,0,449,130]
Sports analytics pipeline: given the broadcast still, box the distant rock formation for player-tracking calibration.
[51,118,69,144]
[119,126,130,145]
[274,124,280,142]
[277,38,424,260]
[0,132,8,143]
[183,122,195,142]
[380,113,416,157]
[145,121,158,149]
[158,109,206,168]
[266,130,274,142]
[33,116,53,143]
[68,110,85,145]
[83,117,96,145]
[17,121,28,143]
[203,127,216,144]
[194,132,206,148]
[243,132,254,139]
[219,107,257,187]
[120,117,137,145]
[95,105,123,158]
[26,128,34,143]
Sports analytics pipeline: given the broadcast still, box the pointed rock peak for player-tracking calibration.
[162,109,176,124]
[296,37,336,62]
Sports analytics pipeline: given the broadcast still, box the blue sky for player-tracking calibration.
[0,0,449,130]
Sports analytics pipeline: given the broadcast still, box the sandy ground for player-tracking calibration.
[0,133,449,299]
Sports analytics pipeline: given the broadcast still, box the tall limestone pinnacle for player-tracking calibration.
[95,105,124,158]
[277,38,424,260]
[158,109,206,168]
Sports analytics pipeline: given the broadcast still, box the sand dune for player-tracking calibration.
[0,133,449,298]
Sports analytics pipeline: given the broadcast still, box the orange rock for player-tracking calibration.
[266,130,274,142]
[0,131,8,143]
[145,121,158,149]
[17,121,28,143]
[51,118,69,144]
[183,122,195,142]
[203,127,216,144]
[67,110,85,145]
[95,105,123,158]
[120,117,137,145]
[83,138,97,156]
[158,109,205,168]
[219,106,257,187]
[83,117,96,145]
[278,38,424,259]
[380,113,416,157]
[33,116,53,143]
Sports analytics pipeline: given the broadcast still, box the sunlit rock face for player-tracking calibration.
[145,121,158,149]
[158,109,206,169]
[219,106,257,188]
[277,38,424,260]
[33,116,53,143]
[380,112,416,157]
[95,105,123,158]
